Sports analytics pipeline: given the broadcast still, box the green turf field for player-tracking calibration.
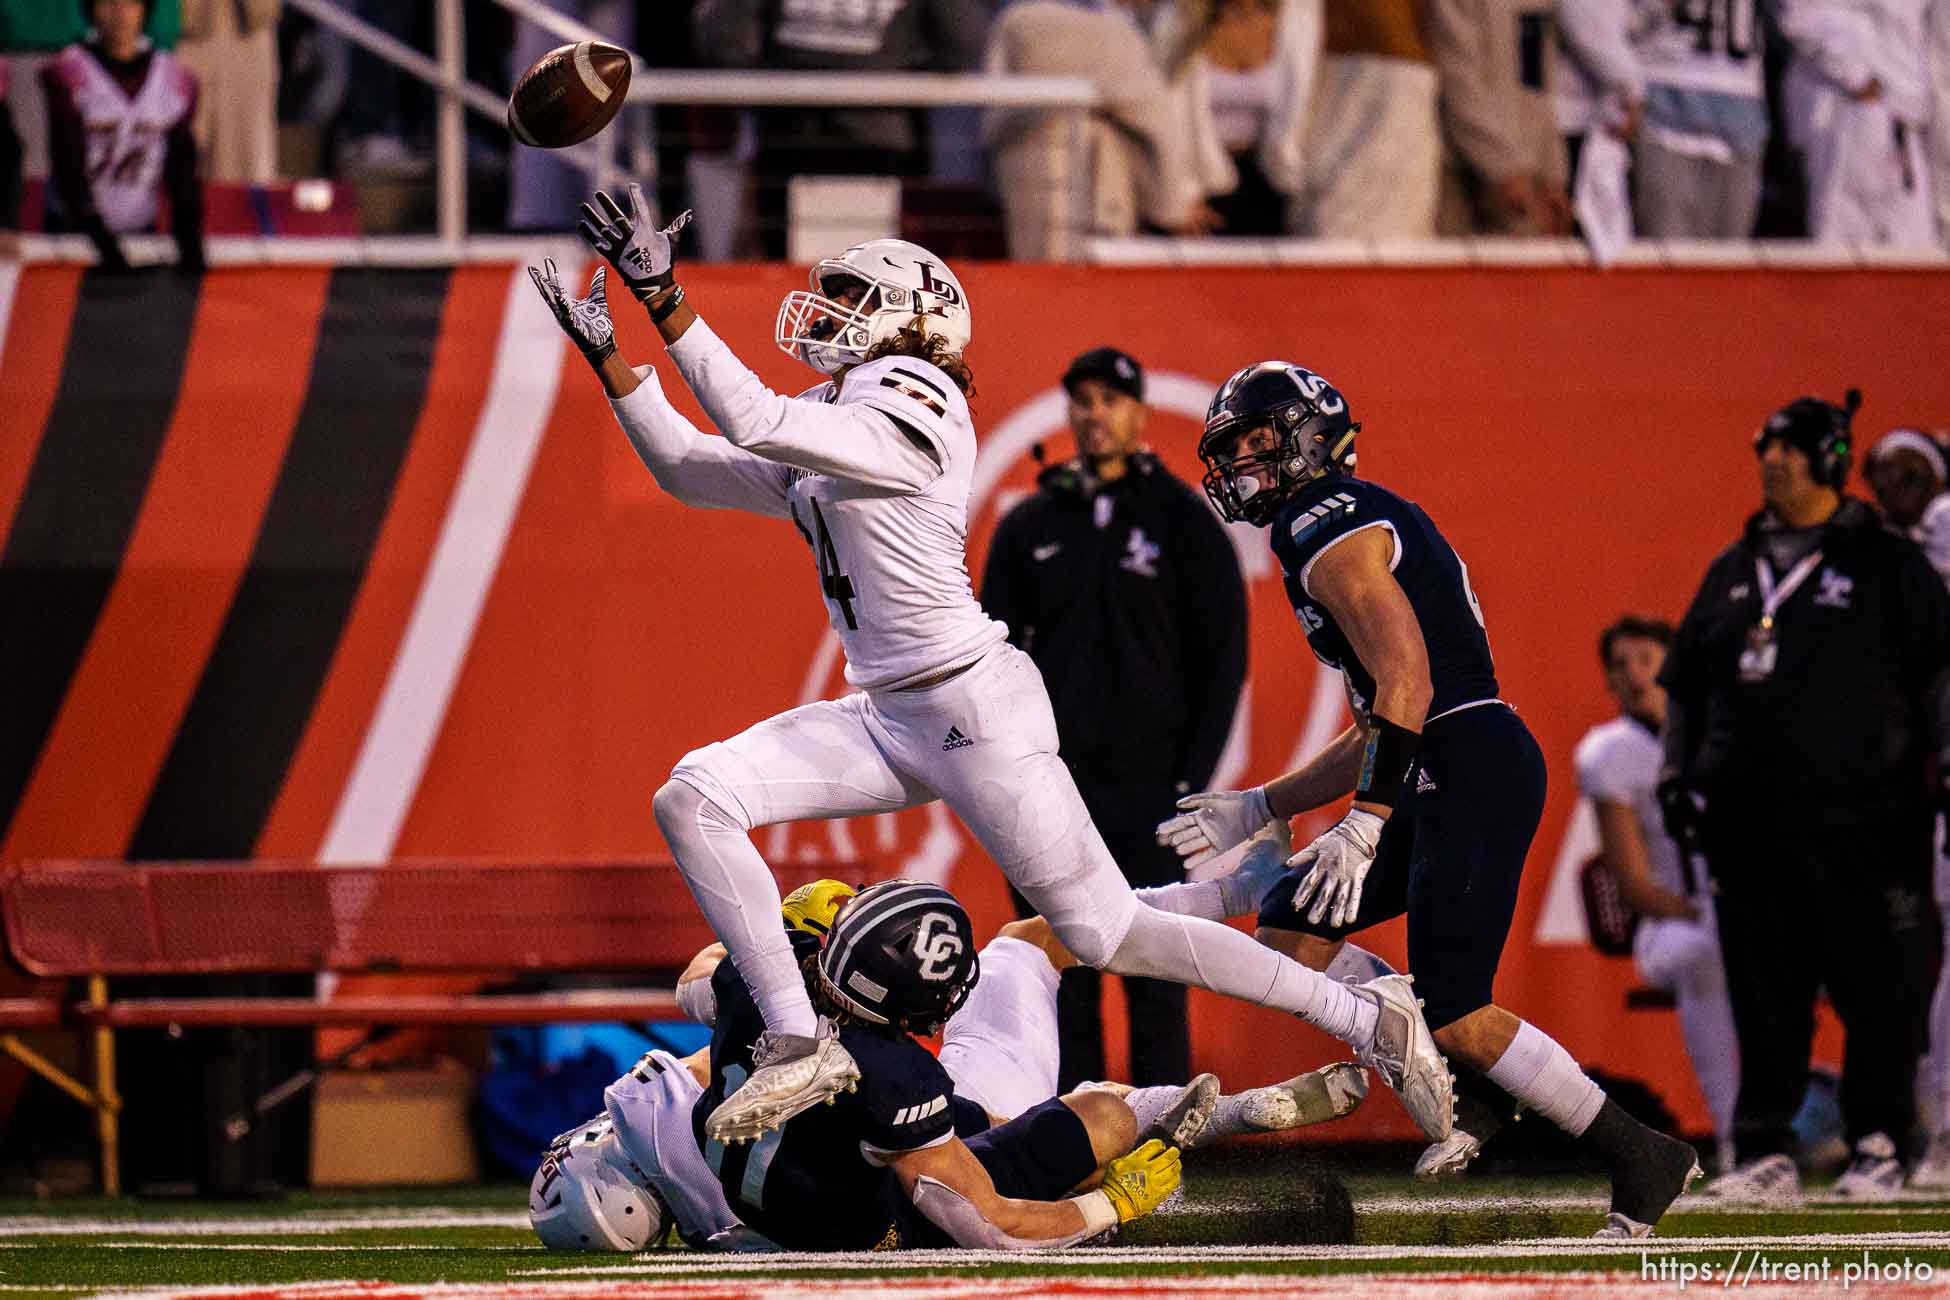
[2,1148,1947,1298]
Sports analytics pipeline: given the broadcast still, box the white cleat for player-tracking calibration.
[1145,1072,1222,1150]
[1349,974,1455,1142]
[1593,1211,1653,1239]
[1909,1132,1950,1190]
[705,1018,860,1143]
[1239,1062,1369,1133]
[1692,1153,1801,1207]
[1832,1133,1903,1201]
[1415,1128,1483,1179]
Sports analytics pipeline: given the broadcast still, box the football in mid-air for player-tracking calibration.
[508,40,631,149]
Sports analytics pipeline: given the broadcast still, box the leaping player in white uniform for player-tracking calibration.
[525,185,1453,1149]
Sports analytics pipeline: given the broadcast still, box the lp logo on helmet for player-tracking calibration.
[913,912,965,982]
[1293,369,1344,415]
[916,262,962,308]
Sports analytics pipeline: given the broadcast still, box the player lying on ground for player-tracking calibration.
[1156,362,1702,1239]
[531,876,1368,1251]
[527,188,1454,1150]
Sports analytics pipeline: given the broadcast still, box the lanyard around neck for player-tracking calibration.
[1753,550,1823,631]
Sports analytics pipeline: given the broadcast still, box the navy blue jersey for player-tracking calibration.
[1269,475,1499,720]
[693,953,960,1251]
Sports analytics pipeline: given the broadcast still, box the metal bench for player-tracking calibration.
[0,858,873,1193]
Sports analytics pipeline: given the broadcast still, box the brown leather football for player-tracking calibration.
[507,40,631,149]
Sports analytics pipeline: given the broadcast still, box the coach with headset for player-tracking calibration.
[1659,391,1950,1201]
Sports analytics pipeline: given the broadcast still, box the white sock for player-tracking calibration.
[1106,907,1376,1045]
[1135,836,1296,922]
[1135,878,1228,922]
[654,776,817,1038]
[1197,1092,1259,1146]
[1325,942,1397,985]
[1485,1020,1605,1136]
[1121,1085,1183,1135]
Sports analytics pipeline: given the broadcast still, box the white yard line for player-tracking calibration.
[0,1212,530,1238]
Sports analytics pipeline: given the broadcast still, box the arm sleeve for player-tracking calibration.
[978,504,1031,648]
[163,91,203,268]
[1555,0,1647,100]
[1173,502,1248,792]
[1424,0,1527,181]
[666,320,948,494]
[609,364,796,518]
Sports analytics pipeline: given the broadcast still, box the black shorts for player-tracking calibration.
[1257,702,1547,1029]
[892,1097,1099,1248]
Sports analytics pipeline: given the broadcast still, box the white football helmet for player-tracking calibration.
[529,1115,667,1252]
[775,238,972,374]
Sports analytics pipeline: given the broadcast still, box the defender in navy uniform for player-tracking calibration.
[695,879,1186,1251]
[1158,362,1700,1239]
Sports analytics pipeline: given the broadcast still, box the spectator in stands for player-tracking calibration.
[983,0,1204,259]
[1426,0,1572,235]
[1776,0,1939,247]
[1660,392,1950,1202]
[176,0,277,185]
[507,1,637,232]
[0,61,20,255]
[336,0,426,176]
[1575,615,1737,1174]
[41,0,204,271]
[1556,0,1768,239]
[1932,1,1950,240]
[1150,0,1323,236]
[980,347,1247,1091]
[692,0,990,258]
[1291,0,1441,238]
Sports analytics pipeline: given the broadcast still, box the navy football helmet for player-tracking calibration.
[816,879,979,1036]
[1199,361,1360,526]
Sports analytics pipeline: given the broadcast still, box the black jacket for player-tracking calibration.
[1660,498,1950,827]
[980,453,1247,805]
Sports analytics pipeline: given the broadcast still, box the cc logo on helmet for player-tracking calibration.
[912,912,965,982]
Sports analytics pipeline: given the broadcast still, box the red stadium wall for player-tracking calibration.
[4,262,1946,1140]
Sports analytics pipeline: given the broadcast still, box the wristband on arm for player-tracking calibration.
[1354,717,1420,809]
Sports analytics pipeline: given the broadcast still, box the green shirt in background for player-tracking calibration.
[0,0,180,51]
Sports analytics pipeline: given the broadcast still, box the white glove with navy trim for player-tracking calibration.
[1289,808,1386,929]
[1156,786,1274,870]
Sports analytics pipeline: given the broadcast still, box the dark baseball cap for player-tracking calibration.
[1062,347,1144,403]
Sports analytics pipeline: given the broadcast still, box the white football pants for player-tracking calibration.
[657,643,1362,1045]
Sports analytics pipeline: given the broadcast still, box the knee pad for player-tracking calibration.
[1039,887,1137,970]
[656,757,750,839]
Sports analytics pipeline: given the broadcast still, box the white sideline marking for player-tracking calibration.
[513,1232,1950,1275]
[319,264,565,865]
[0,1211,530,1238]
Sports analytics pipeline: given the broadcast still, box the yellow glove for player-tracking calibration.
[1098,1138,1181,1223]
[782,879,857,938]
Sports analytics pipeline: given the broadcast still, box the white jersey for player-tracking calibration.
[45,44,195,232]
[1573,714,1686,897]
[602,1049,750,1249]
[1916,493,1950,587]
[611,321,1007,692]
[1559,0,1764,100]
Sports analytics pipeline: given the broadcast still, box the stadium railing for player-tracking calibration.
[0,858,879,1194]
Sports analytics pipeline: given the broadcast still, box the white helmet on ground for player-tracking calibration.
[775,238,972,374]
[529,1114,666,1252]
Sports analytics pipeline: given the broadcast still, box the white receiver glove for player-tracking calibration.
[1289,808,1386,929]
[1155,787,1274,869]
